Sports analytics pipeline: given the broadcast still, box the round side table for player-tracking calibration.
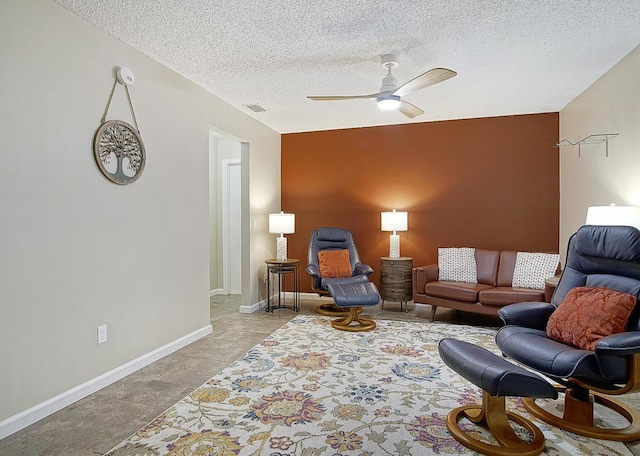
[265,258,300,312]
[380,257,413,311]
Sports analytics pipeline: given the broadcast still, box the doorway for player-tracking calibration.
[222,158,241,294]
[209,132,242,296]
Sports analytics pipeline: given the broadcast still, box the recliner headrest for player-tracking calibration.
[317,227,348,242]
[576,225,640,262]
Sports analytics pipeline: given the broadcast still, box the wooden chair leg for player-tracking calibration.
[315,303,362,316]
[430,305,438,322]
[315,303,347,316]
[523,388,640,442]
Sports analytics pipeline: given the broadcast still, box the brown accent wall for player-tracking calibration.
[282,113,559,292]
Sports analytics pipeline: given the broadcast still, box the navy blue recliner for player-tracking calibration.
[496,225,640,441]
[306,227,374,315]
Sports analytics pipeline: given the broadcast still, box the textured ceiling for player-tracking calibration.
[54,0,640,134]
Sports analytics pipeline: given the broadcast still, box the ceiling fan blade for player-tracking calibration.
[307,93,379,101]
[398,100,424,119]
[393,68,457,97]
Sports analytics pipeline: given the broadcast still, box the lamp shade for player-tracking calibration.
[381,209,408,232]
[586,204,640,229]
[269,212,295,234]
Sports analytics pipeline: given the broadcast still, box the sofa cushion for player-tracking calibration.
[479,287,546,306]
[475,249,500,286]
[512,252,560,290]
[497,251,518,287]
[425,281,494,303]
[438,247,477,283]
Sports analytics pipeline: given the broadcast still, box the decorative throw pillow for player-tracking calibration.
[512,252,560,290]
[318,249,352,278]
[438,247,477,283]
[546,286,637,350]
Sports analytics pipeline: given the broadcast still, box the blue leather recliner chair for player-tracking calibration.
[306,226,374,315]
[496,225,640,441]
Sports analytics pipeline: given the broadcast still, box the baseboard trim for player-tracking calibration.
[299,292,326,300]
[0,324,213,440]
[239,299,266,313]
[210,288,226,296]
[239,293,328,314]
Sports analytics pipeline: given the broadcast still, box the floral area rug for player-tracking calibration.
[106,315,633,455]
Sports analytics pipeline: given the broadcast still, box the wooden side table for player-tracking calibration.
[544,275,560,303]
[265,259,300,312]
[380,257,413,311]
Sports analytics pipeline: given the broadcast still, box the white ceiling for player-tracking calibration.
[54,0,640,134]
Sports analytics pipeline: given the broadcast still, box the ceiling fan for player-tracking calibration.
[307,54,456,119]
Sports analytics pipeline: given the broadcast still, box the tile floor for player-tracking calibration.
[0,296,513,455]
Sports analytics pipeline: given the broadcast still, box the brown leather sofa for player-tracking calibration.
[412,249,559,321]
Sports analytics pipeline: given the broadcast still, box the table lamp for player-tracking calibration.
[269,211,295,261]
[381,209,408,258]
[586,203,640,229]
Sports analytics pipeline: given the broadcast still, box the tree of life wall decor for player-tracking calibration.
[93,67,145,185]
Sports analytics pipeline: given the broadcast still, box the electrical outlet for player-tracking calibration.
[263,273,268,283]
[97,325,107,344]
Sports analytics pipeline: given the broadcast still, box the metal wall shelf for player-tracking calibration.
[555,133,619,157]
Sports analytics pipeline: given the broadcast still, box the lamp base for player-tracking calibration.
[276,236,287,261]
[389,234,400,258]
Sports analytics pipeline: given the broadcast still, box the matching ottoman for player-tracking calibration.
[438,338,557,456]
[327,281,380,331]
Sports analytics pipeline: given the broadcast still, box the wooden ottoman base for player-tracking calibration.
[331,307,376,332]
[447,391,545,456]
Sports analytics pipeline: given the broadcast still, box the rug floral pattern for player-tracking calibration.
[106,316,633,455]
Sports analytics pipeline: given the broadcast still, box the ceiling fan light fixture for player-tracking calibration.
[377,95,401,110]
[308,58,455,119]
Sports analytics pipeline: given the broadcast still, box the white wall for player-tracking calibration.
[0,0,280,431]
[560,44,640,260]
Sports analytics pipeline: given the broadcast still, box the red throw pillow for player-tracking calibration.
[546,286,636,350]
[318,249,352,278]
